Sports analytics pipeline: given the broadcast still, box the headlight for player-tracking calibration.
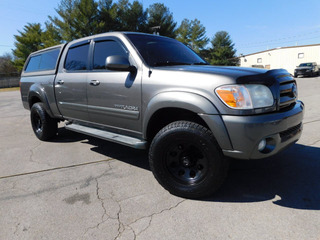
[215,84,274,109]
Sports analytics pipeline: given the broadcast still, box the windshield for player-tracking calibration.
[126,34,207,67]
[299,63,312,67]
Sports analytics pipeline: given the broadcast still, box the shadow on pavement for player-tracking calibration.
[209,144,320,210]
[56,127,150,170]
[58,128,320,210]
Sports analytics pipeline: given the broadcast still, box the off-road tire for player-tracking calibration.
[30,103,58,141]
[149,121,229,199]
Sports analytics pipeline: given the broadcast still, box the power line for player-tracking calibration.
[238,35,320,50]
[236,30,320,47]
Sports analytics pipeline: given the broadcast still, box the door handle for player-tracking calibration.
[90,80,100,86]
[57,80,64,85]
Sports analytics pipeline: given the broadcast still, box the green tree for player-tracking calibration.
[209,31,237,66]
[49,0,103,41]
[48,0,77,41]
[98,0,117,32]
[106,0,147,32]
[13,23,43,71]
[176,18,208,54]
[146,3,177,38]
[41,22,63,48]
[124,1,147,32]
[176,19,189,43]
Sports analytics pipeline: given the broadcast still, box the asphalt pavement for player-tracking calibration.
[0,77,319,240]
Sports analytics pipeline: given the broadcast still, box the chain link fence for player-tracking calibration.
[0,72,20,88]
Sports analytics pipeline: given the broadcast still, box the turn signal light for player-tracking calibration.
[215,89,238,108]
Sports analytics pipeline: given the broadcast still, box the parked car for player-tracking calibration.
[20,32,304,199]
[294,62,319,77]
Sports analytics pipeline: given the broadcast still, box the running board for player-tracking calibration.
[65,123,147,149]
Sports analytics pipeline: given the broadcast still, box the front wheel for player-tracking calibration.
[149,121,229,199]
[30,103,58,141]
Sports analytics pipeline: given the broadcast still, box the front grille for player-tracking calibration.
[279,123,302,142]
[277,74,297,110]
[297,69,307,74]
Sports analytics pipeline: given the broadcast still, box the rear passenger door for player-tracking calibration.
[55,41,90,121]
[86,37,142,133]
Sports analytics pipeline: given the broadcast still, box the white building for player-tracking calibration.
[240,44,320,75]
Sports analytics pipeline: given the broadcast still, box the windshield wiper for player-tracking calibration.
[154,61,192,66]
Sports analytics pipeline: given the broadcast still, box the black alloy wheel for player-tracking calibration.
[149,121,229,199]
[30,102,58,141]
[165,141,209,185]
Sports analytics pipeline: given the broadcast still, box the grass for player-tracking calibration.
[0,87,20,92]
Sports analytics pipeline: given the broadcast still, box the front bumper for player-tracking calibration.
[295,70,313,77]
[221,101,304,159]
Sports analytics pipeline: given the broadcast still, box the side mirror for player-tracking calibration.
[105,55,135,72]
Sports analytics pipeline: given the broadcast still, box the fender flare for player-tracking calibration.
[143,91,218,135]
[142,91,233,150]
[28,83,54,117]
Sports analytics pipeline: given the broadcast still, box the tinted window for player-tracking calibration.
[126,34,207,67]
[65,44,89,70]
[25,55,41,72]
[25,48,60,72]
[39,49,60,70]
[93,40,127,69]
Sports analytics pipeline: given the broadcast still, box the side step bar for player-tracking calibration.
[65,123,147,149]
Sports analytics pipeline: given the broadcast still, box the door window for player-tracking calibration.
[65,44,89,70]
[93,40,127,69]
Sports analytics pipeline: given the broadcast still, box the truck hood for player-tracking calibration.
[154,65,268,78]
[153,65,290,86]
[295,66,312,70]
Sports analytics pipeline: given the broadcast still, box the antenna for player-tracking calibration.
[150,26,161,35]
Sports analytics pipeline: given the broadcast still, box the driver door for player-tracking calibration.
[86,38,142,134]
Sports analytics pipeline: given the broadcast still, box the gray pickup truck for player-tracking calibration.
[20,32,304,198]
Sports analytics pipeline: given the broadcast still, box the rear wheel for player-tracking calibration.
[30,103,58,141]
[149,121,229,199]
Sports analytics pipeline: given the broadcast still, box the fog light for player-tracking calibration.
[258,139,267,151]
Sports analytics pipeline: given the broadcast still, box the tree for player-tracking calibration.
[124,1,147,32]
[13,23,43,71]
[0,53,18,75]
[98,0,118,32]
[176,18,209,54]
[49,0,77,41]
[41,22,63,48]
[146,3,177,38]
[209,31,237,66]
[49,0,103,41]
[104,0,147,32]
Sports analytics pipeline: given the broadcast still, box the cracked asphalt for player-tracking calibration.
[1,77,320,240]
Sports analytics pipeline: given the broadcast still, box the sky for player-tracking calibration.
[1,0,320,56]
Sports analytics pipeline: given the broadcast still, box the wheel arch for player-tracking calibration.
[28,84,54,117]
[143,92,219,141]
